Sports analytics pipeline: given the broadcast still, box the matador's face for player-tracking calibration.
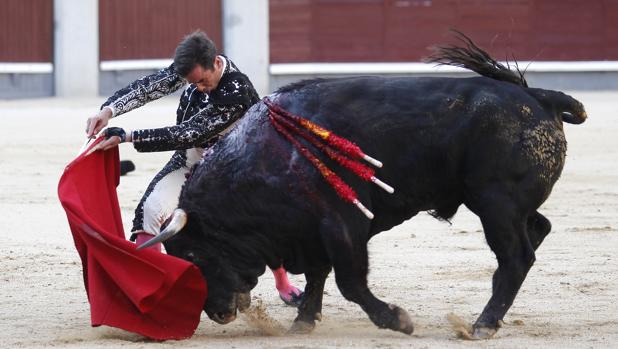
[186,57,223,93]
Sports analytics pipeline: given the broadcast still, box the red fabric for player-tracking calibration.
[57,138,207,340]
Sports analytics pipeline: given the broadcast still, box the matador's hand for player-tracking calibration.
[98,127,132,151]
[86,107,113,137]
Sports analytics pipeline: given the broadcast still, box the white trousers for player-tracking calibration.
[140,148,203,236]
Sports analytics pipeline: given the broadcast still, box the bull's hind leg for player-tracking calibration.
[322,219,414,335]
[471,196,536,339]
[481,211,550,330]
[289,266,331,333]
[527,211,552,251]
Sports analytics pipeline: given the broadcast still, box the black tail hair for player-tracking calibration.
[426,30,528,88]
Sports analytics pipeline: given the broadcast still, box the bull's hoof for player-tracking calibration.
[447,313,501,340]
[468,319,502,340]
[470,325,497,340]
[386,304,414,335]
[288,320,315,334]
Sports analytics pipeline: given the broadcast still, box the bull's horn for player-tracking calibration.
[136,208,188,250]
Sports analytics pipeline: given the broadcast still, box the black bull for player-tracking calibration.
[143,42,586,339]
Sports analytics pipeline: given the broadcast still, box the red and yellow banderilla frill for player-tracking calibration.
[264,97,394,219]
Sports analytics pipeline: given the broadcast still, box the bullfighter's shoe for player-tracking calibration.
[279,287,304,307]
[272,266,304,307]
[120,160,136,176]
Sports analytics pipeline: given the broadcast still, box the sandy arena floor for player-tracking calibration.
[0,91,616,348]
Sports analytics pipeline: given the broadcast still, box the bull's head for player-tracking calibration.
[138,209,258,324]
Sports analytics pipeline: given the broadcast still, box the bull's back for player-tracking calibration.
[193,75,566,233]
[277,76,566,223]
[275,76,561,176]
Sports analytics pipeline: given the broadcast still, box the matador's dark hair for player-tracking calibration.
[174,30,217,77]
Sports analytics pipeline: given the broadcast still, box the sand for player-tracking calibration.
[0,91,616,348]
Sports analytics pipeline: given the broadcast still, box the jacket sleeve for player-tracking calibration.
[130,72,260,152]
[130,103,248,152]
[100,63,186,117]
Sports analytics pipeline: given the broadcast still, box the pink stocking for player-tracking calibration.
[272,266,303,306]
[135,232,162,252]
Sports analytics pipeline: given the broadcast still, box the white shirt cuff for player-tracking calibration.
[103,105,116,118]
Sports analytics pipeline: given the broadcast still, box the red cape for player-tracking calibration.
[57,139,207,340]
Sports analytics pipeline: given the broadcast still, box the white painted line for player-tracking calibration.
[270,61,618,75]
[100,59,173,71]
[0,63,53,74]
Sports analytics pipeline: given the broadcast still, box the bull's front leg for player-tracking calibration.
[323,222,414,335]
[289,266,331,333]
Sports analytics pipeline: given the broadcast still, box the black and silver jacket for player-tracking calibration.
[101,56,260,152]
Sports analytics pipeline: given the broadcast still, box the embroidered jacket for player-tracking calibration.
[101,56,260,152]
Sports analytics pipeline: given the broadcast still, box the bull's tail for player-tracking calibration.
[425,29,528,88]
[525,88,588,124]
[427,30,587,125]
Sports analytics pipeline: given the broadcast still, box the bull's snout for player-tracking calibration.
[206,292,251,324]
[236,292,251,312]
[211,310,237,324]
